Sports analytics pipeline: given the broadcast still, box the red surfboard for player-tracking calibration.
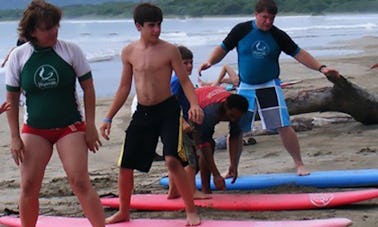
[100,189,378,211]
[0,216,352,227]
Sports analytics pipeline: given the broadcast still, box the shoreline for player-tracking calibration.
[1,12,378,22]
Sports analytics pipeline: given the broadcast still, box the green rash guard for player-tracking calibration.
[5,40,92,129]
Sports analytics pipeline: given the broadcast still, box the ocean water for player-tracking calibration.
[0,14,377,101]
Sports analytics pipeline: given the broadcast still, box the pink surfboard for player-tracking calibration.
[0,216,352,227]
[100,188,378,211]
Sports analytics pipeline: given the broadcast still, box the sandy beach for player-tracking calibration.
[0,36,377,226]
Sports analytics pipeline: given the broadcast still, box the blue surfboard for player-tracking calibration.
[159,169,378,190]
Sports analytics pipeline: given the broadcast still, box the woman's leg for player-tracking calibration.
[56,132,105,227]
[19,134,53,227]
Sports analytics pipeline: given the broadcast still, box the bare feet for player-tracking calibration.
[186,211,201,226]
[193,190,211,200]
[105,211,129,224]
[167,187,180,199]
[168,190,211,200]
[201,188,212,194]
[167,193,180,200]
[297,165,310,176]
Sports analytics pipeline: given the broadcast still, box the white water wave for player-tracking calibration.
[63,19,134,24]
[285,23,377,32]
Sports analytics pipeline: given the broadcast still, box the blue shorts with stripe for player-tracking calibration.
[237,79,291,132]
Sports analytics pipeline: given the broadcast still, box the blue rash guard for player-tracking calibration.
[170,74,190,121]
[221,20,300,85]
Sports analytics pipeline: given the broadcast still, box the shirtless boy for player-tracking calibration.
[100,3,203,226]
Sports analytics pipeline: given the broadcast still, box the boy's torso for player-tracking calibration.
[130,40,174,106]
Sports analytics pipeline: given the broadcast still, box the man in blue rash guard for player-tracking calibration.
[198,0,340,177]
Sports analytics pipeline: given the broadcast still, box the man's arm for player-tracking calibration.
[198,144,226,191]
[371,63,378,69]
[192,119,225,191]
[198,46,228,74]
[294,49,339,76]
[225,134,243,183]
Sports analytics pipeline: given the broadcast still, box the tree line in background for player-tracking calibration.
[0,0,377,20]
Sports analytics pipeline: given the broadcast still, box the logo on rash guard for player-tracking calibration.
[251,40,270,58]
[34,65,59,89]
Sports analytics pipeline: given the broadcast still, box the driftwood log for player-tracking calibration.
[285,73,378,125]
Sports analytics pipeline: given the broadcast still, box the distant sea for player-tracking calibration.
[1,14,377,101]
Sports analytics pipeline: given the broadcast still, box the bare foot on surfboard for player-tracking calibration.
[297,165,310,176]
[168,187,211,200]
[105,211,130,224]
[186,212,201,226]
[167,193,180,199]
[168,189,211,200]
[167,186,180,199]
[193,190,211,200]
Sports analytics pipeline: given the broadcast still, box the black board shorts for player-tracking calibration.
[118,96,181,172]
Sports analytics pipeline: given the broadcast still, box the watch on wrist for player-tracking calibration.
[318,65,327,72]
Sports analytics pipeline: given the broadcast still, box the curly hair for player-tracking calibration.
[18,0,61,45]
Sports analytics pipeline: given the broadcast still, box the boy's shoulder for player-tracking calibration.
[125,40,139,49]
[121,40,139,54]
[157,39,176,49]
[125,39,172,49]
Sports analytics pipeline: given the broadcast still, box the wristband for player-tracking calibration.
[318,65,327,72]
[103,117,112,123]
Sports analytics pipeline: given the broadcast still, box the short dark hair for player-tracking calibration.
[18,0,61,45]
[177,46,193,60]
[225,94,248,113]
[255,0,278,15]
[133,3,163,26]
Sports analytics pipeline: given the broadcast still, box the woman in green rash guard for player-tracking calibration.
[4,1,105,226]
